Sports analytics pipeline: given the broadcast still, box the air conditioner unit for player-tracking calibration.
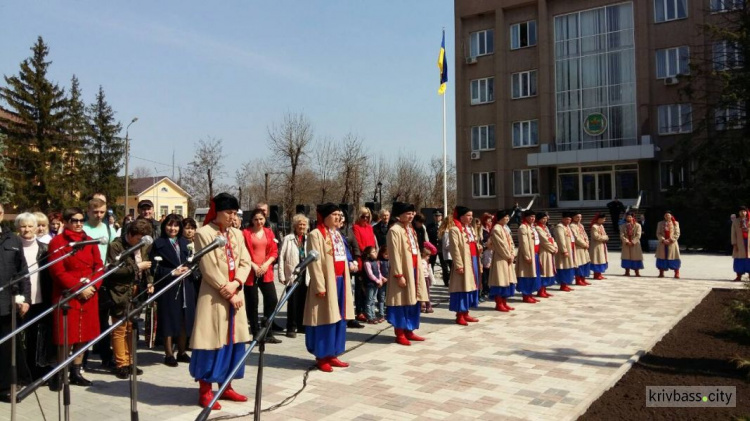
[470,151,481,160]
[664,76,679,86]
[466,56,478,64]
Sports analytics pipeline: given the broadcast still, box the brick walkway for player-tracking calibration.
[2,252,744,420]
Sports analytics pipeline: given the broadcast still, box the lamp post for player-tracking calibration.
[124,117,139,217]
[377,182,383,206]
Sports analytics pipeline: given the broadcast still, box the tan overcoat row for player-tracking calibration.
[516,223,537,278]
[191,223,252,350]
[303,228,355,326]
[731,218,749,259]
[535,225,558,277]
[589,223,609,265]
[553,223,577,270]
[655,221,681,261]
[571,222,591,265]
[619,222,644,261]
[448,225,479,293]
[386,223,428,305]
[489,224,517,288]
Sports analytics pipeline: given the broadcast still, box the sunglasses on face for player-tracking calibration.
[69,218,85,224]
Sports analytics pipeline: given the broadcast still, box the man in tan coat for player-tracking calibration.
[488,210,516,312]
[589,213,609,280]
[571,212,591,285]
[655,211,681,278]
[553,211,577,291]
[619,211,644,276]
[516,210,541,303]
[448,206,480,325]
[386,202,428,345]
[731,206,750,281]
[189,193,252,410]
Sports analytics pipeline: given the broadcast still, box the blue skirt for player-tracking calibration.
[305,275,347,359]
[656,258,681,271]
[541,276,556,287]
[489,284,515,299]
[517,254,542,295]
[734,258,750,274]
[449,291,479,312]
[575,262,591,277]
[556,268,575,285]
[621,259,644,270]
[591,262,608,273]
[386,303,421,330]
[190,307,247,384]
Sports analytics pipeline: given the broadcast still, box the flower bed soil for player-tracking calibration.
[580,288,750,420]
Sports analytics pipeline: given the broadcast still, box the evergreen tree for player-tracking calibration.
[60,75,90,207]
[0,134,14,204]
[0,36,68,211]
[85,86,123,202]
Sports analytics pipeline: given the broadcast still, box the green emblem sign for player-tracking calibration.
[583,112,607,136]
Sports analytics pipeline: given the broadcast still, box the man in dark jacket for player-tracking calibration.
[607,198,626,231]
[373,208,391,249]
[0,214,31,402]
[426,211,443,271]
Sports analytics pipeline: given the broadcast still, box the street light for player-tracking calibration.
[377,182,383,206]
[124,117,138,217]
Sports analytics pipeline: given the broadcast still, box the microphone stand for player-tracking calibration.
[0,248,78,294]
[196,269,307,421]
[9,284,18,421]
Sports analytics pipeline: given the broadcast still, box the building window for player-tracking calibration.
[471,125,496,151]
[512,120,539,147]
[715,103,746,130]
[714,41,743,71]
[658,104,692,134]
[554,3,637,151]
[660,161,690,190]
[510,21,537,50]
[472,172,496,198]
[159,205,169,217]
[511,70,537,99]
[655,0,688,23]
[470,29,494,57]
[513,169,539,196]
[471,77,495,105]
[711,0,744,12]
[174,205,184,216]
[656,46,690,78]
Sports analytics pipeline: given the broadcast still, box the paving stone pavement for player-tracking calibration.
[1,251,746,421]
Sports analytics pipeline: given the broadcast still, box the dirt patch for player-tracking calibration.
[580,289,750,420]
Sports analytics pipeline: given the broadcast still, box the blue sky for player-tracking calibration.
[0,1,456,184]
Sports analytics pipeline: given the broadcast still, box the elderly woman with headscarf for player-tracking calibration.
[278,214,310,338]
[304,203,355,373]
[656,210,681,279]
[589,213,609,280]
[620,211,644,277]
[535,212,558,298]
[189,193,252,409]
[386,202,428,345]
[516,210,541,304]
[447,206,480,325]
[488,210,516,312]
[731,206,750,282]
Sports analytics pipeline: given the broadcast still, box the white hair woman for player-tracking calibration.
[278,214,310,338]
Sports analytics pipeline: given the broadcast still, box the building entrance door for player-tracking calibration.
[558,164,638,208]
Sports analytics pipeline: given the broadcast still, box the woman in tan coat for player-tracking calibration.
[553,211,577,291]
[386,202,428,345]
[304,203,355,372]
[571,212,591,285]
[535,212,558,298]
[620,211,644,276]
[731,206,750,281]
[516,210,541,303]
[189,193,252,410]
[655,211,681,278]
[488,210,516,312]
[448,206,480,325]
[589,213,609,280]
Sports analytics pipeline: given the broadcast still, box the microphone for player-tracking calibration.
[188,236,228,263]
[69,236,108,248]
[292,250,320,276]
[115,235,154,262]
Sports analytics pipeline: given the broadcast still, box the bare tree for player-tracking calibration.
[386,153,430,208]
[429,155,457,210]
[268,113,313,218]
[313,137,339,203]
[339,133,366,205]
[132,166,153,179]
[183,137,225,207]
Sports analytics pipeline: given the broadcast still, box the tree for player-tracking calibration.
[339,133,366,205]
[428,155,457,211]
[60,75,89,207]
[0,36,68,211]
[268,113,313,218]
[313,137,339,203]
[183,137,225,207]
[84,86,123,202]
[132,166,153,179]
[0,134,14,204]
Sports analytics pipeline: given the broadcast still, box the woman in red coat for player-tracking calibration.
[242,208,281,343]
[48,207,103,388]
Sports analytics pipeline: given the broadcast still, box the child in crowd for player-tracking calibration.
[420,248,436,313]
[376,246,389,321]
[363,246,387,324]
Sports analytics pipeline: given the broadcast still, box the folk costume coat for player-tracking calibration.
[489,224,517,288]
[536,225,558,277]
[589,224,609,265]
[448,225,478,293]
[303,228,355,326]
[190,223,252,350]
[386,223,428,306]
[731,218,749,259]
[619,222,644,261]
[655,220,681,260]
[571,222,591,265]
[516,223,537,278]
[554,223,577,270]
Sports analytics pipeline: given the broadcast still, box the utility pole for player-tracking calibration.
[123,117,138,216]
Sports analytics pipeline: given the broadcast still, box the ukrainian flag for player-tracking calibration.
[437,30,448,95]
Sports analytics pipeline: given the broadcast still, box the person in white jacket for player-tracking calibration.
[277,214,310,338]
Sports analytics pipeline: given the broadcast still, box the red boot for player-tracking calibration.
[574,276,586,286]
[544,286,553,297]
[456,312,468,326]
[624,269,631,277]
[395,328,411,346]
[581,277,591,285]
[405,330,426,341]
[220,382,248,402]
[328,357,350,367]
[635,270,641,277]
[658,270,665,278]
[674,270,680,279]
[537,287,547,298]
[198,381,221,410]
[502,298,515,311]
[522,294,537,304]
[560,284,573,292]
[464,312,479,322]
[316,358,333,372]
[494,297,508,312]
[735,273,743,282]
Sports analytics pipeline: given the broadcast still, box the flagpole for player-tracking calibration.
[442,88,447,217]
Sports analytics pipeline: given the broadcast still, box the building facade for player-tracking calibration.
[455,0,733,210]
[117,176,190,218]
